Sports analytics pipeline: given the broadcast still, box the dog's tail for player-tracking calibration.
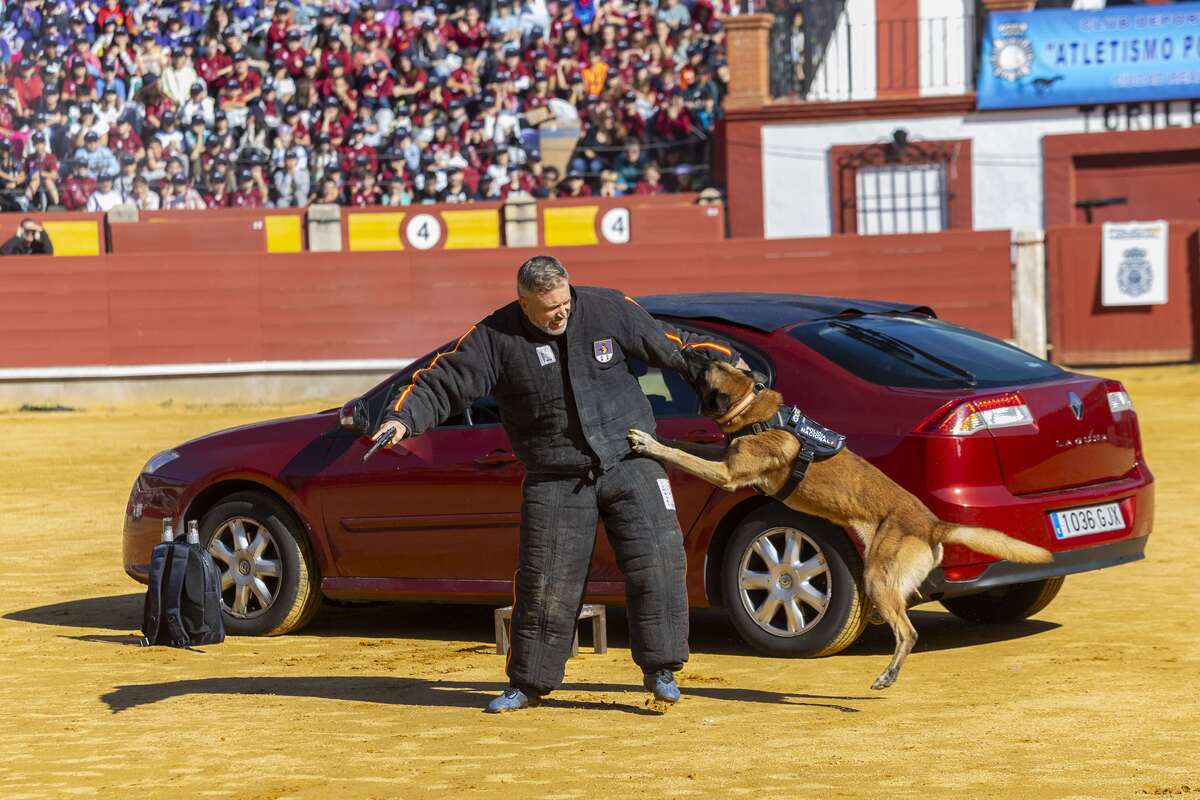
[937,524,1053,564]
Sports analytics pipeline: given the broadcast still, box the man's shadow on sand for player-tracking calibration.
[11,594,1060,715]
[5,592,1061,659]
[99,675,879,716]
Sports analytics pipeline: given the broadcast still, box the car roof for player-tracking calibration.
[637,292,936,333]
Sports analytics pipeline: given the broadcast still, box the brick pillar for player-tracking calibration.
[724,14,774,110]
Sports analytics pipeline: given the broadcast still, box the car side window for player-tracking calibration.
[629,359,700,417]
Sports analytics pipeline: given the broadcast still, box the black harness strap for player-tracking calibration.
[729,404,845,501]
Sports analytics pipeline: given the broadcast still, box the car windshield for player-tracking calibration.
[789,315,1063,389]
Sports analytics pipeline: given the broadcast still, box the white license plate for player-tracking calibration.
[1049,502,1125,540]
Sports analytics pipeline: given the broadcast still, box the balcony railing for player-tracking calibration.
[766,2,977,102]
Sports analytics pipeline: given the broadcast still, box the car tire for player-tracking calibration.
[198,491,321,636]
[939,576,1065,624]
[721,507,868,657]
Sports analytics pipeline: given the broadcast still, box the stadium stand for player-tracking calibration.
[0,0,729,212]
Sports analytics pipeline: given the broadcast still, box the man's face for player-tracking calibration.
[519,281,571,336]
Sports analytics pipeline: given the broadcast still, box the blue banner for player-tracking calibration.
[977,3,1200,110]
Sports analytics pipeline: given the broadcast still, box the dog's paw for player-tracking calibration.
[627,428,657,455]
[870,669,898,690]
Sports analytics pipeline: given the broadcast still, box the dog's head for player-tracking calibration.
[688,358,771,425]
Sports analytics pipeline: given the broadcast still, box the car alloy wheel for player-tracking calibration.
[738,526,831,637]
[209,515,283,619]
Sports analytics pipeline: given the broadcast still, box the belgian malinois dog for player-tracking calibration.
[627,361,1053,690]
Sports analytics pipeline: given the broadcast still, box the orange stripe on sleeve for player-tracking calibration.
[392,326,477,414]
[683,341,733,357]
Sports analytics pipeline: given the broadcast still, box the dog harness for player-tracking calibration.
[729,402,846,501]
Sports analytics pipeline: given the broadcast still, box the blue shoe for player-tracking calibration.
[484,686,540,713]
[643,669,681,704]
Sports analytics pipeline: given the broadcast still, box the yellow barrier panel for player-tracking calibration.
[40,220,101,256]
[347,212,406,251]
[543,206,598,247]
[442,209,501,250]
[265,215,303,253]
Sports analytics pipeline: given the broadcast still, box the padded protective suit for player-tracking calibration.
[385,286,737,694]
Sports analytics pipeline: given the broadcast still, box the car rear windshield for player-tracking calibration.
[788,315,1064,389]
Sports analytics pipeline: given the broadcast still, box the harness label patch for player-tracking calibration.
[656,478,676,510]
[536,345,556,366]
[593,338,614,363]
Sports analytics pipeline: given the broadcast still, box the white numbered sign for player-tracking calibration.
[406,213,442,250]
[600,208,631,244]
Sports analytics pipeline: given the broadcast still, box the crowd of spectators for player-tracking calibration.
[0,0,730,212]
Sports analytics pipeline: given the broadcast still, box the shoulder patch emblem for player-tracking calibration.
[593,338,614,364]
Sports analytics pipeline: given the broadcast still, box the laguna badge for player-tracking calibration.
[593,339,614,364]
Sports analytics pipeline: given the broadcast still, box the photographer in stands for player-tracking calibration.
[0,219,54,255]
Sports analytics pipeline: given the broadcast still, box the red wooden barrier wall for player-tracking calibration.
[1046,222,1199,365]
[0,229,1012,369]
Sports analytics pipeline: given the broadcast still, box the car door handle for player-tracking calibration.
[475,450,517,467]
[683,430,726,444]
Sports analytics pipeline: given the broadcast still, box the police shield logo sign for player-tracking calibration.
[593,339,614,363]
[1102,221,1168,306]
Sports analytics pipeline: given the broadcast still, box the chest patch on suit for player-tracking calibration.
[536,345,556,366]
[593,338,614,363]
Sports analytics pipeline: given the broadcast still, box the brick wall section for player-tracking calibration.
[724,14,773,110]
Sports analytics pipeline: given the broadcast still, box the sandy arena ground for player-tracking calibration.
[0,365,1197,799]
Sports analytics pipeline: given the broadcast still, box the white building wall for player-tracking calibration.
[761,108,1098,239]
[918,0,973,96]
[808,0,876,102]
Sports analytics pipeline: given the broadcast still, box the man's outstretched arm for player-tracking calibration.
[373,324,498,445]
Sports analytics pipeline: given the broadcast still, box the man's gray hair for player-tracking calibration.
[516,256,569,297]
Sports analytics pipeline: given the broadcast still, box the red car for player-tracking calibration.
[123,293,1154,656]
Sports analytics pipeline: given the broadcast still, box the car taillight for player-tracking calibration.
[1106,381,1133,414]
[917,392,1035,436]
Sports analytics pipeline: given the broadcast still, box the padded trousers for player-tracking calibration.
[506,456,689,697]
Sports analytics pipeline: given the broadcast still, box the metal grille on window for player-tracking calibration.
[855,163,947,235]
[837,129,958,236]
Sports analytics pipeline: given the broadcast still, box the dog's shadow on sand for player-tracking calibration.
[98,675,877,715]
[7,593,1060,659]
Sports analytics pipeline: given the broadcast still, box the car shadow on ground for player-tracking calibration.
[98,675,878,716]
[7,593,1060,658]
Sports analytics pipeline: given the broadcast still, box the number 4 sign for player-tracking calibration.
[406,213,442,250]
[600,208,630,244]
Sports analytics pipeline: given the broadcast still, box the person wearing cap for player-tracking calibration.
[180,81,215,126]
[156,111,185,153]
[379,174,413,207]
[657,0,691,31]
[312,176,343,205]
[272,147,310,207]
[62,160,97,211]
[74,130,119,178]
[13,60,44,111]
[109,117,145,161]
[114,152,139,198]
[161,48,200,105]
[230,168,265,208]
[136,30,169,76]
[266,5,292,53]
[164,173,205,210]
[351,1,387,45]
[203,170,230,208]
[558,168,592,197]
[0,219,54,256]
[23,131,60,210]
[85,170,123,211]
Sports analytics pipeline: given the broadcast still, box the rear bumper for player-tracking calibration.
[920,535,1148,601]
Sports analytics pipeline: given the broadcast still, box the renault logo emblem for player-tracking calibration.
[1068,391,1083,421]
